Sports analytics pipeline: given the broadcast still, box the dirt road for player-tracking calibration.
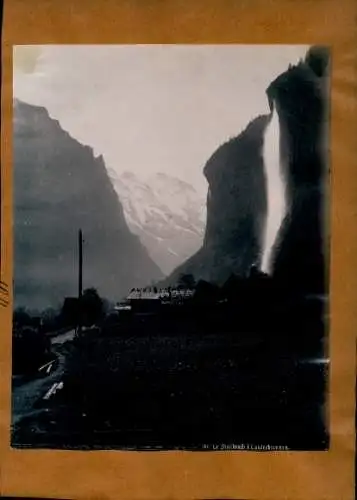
[11,329,75,427]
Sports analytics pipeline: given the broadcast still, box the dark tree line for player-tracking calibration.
[12,288,107,374]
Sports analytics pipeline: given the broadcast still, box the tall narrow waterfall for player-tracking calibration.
[261,105,286,274]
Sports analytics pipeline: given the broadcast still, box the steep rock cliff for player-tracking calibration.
[166,115,270,285]
[13,99,163,310]
[267,46,330,294]
[166,46,329,292]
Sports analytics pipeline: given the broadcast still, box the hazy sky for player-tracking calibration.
[13,44,309,194]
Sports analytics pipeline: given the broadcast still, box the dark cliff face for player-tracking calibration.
[167,115,270,285]
[267,46,330,294]
[166,46,329,292]
[13,99,163,310]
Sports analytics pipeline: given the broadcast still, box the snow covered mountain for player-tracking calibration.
[108,170,207,275]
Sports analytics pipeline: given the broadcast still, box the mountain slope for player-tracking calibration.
[13,99,163,310]
[109,171,206,275]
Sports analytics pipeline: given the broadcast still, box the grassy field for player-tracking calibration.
[11,321,328,450]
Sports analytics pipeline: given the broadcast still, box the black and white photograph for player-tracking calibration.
[11,44,330,451]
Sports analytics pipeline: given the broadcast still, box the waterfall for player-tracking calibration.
[261,105,286,274]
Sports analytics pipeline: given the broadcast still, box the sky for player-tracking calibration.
[13,44,309,195]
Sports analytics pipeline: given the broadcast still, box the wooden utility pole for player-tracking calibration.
[77,229,83,335]
[78,229,83,300]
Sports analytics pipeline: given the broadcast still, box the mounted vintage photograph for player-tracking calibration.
[11,44,330,451]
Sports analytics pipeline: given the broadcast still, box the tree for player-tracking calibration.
[13,307,31,329]
[193,280,220,303]
[177,273,196,290]
[40,307,59,332]
[12,325,52,375]
[59,297,79,328]
[81,288,105,326]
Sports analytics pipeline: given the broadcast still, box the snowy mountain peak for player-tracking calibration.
[108,169,207,275]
